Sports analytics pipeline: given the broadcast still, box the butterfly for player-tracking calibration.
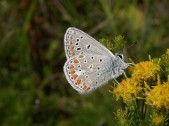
[63,27,130,94]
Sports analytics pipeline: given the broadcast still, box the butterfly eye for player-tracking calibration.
[115,53,124,60]
[118,55,123,59]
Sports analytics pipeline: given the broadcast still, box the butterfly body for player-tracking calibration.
[63,27,129,94]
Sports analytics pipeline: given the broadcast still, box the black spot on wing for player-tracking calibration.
[76,47,81,51]
[87,45,91,49]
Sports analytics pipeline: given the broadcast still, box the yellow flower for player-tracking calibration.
[113,79,142,102]
[145,76,169,110]
[151,113,165,125]
[130,56,160,83]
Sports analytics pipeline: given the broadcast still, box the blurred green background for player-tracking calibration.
[0,0,169,126]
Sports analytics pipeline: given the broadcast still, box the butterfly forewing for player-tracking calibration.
[64,27,115,59]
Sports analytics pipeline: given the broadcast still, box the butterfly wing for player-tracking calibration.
[64,27,122,94]
[64,27,115,59]
[63,53,114,94]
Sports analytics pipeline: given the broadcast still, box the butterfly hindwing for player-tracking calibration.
[63,53,113,94]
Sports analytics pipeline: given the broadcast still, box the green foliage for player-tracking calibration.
[100,35,125,53]
[161,50,169,76]
[0,0,169,126]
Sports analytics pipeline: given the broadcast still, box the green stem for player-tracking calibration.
[141,99,146,119]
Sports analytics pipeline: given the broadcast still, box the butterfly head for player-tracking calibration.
[114,53,130,70]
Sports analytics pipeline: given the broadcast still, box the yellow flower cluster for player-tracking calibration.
[130,56,160,82]
[112,49,169,125]
[113,79,142,102]
[145,76,169,109]
[113,56,160,103]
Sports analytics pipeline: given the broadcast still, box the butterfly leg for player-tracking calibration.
[122,70,128,79]
[128,63,136,66]
[113,78,119,84]
[122,70,130,82]
[112,78,123,88]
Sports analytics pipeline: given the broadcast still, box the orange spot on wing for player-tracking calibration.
[71,52,75,56]
[70,36,73,45]
[72,74,78,80]
[69,45,74,51]
[73,59,79,63]
[76,80,81,85]
[69,65,74,69]
[70,70,75,75]
[83,85,87,90]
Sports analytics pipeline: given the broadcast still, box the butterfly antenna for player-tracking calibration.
[120,42,138,54]
[126,41,138,49]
